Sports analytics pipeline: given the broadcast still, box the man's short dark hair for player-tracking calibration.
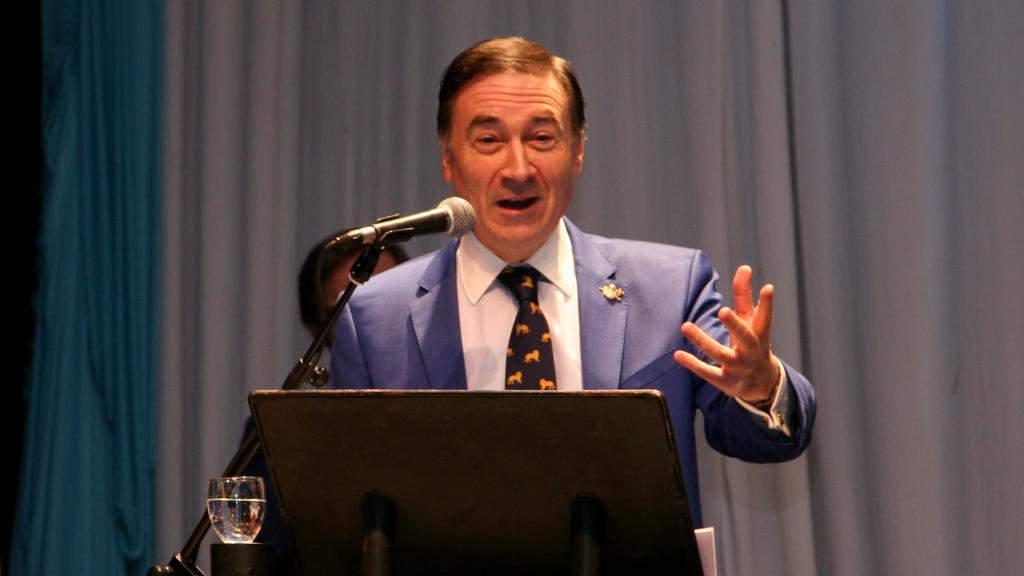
[437,36,586,140]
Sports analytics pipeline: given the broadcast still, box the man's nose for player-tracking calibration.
[500,141,535,184]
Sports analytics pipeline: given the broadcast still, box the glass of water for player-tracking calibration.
[207,476,266,544]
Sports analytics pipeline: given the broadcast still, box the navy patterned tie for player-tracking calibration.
[498,266,557,390]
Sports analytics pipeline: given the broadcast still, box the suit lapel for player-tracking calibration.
[566,221,627,390]
[409,240,467,390]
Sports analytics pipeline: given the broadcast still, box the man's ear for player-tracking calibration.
[572,135,585,174]
[440,138,453,182]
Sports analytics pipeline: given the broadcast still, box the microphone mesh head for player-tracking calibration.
[438,197,476,237]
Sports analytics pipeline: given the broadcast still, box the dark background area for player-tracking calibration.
[7,0,42,570]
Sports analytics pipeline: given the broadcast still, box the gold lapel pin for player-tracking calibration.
[598,283,624,302]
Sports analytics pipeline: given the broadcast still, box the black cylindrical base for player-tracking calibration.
[211,542,275,576]
[571,496,607,576]
[362,492,397,576]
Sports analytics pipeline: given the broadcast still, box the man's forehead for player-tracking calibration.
[452,72,569,122]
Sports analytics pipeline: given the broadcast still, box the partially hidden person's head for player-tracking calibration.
[298,235,408,340]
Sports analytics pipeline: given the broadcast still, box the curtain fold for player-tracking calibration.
[12,1,161,575]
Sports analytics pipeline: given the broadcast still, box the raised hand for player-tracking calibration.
[673,265,781,404]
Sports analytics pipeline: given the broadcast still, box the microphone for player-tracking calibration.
[342,197,475,246]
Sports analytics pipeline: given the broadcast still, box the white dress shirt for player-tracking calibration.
[457,220,583,391]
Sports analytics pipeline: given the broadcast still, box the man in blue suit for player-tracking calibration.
[329,37,815,526]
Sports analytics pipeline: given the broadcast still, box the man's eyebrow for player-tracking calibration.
[467,115,499,132]
[465,113,561,133]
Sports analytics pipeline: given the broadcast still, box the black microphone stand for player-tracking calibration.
[149,236,391,576]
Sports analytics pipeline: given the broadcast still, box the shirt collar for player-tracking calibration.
[457,219,576,305]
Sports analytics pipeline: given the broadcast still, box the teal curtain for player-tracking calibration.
[12,1,161,574]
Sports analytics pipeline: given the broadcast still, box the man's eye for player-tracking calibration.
[532,133,556,148]
[473,135,503,153]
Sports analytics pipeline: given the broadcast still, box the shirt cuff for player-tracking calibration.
[735,359,795,437]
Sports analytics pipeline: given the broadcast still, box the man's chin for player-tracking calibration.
[478,225,552,262]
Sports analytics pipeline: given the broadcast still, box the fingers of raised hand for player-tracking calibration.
[751,283,774,341]
[732,265,755,318]
[717,307,759,350]
[672,350,723,383]
[680,322,733,364]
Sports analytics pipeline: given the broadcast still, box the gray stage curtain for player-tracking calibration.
[789,2,1024,574]
[157,1,1024,574]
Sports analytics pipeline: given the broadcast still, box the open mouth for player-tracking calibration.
[497,198,539,211]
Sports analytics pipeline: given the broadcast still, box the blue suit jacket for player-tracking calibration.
[329,220,815,525]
